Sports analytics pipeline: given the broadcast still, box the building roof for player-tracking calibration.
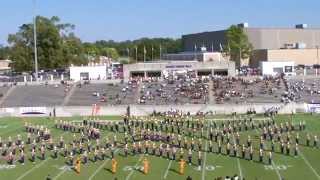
[183,26,320,37]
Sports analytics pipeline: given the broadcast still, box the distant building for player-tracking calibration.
[122,60,235,81]
[162,51,226,62]
[182,23,320,67]
[69,63,107,81]
[0,59,11,73]
[261,61,295,76]
[251,48,320,67]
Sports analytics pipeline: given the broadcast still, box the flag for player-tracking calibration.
[143,46,147,55]
[219,43,223,52]
[135,46,138,60]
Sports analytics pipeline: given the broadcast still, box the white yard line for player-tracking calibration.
[163,160,173,179]
[232,134,243,179]
[254,129,281,180]
[88,160,111,180]
[16,159,49,180]
[236,154,243,178]
[298,149,320,179]
[88,149,120,180]
[53,167,68,180]
[201,124,209,180]
[271,161,282,180]
[125,155,143,180]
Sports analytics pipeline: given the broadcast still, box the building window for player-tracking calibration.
[284,66,293,73]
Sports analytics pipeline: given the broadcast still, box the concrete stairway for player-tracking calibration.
[61,84,77,106]
[0,86,16,107]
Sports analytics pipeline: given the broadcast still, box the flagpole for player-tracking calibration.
[135,46,138,63]
[143,46,146,62]
[151,45,154,61]
[159,44,162,60]
[33,0,39,82]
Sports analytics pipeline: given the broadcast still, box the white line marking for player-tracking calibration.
[125,156,143,180]
[232,134,243,179]
[88,159,111,180]
[16,159,49,180]
[53,167,68,180]
[201,124,209,180]
[163,160,173,179]
[298,149,320,179]
[254,128,281,179]
[88,149,120,180]
[271,161,282,180]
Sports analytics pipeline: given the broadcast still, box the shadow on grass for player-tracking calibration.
[169,168,180,175]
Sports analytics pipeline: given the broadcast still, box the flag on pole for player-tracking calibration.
[151,45,154,60]
[144,46,147,55]
[219,43,223,52]
[159,44,162,59]
[143,46,147,62]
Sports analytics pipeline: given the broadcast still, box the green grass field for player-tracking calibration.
[0,114,319,180]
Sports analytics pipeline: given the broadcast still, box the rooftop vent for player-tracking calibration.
[237,23,249,28]
[295,24,308,29]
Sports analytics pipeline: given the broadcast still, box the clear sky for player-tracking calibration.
[0,0,319,45]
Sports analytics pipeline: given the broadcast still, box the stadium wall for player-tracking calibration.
[0,103,305,117]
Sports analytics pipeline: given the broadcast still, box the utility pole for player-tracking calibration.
[33,0,39,82]
[316,45,319,76]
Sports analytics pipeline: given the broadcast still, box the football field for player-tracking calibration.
[0,114,319,180]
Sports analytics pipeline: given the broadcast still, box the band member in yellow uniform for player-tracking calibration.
[111,158,118,174]
[179,159,186,175]
[143,158,150,175]
[75,157,81,174]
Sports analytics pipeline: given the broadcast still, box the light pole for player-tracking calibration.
[317,45,319,64]
[316,45,319,76]
[135,46,138,63]
[239,47,242,68]
[33,0,39,82]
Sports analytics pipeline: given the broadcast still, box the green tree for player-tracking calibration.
[8,16,85,71]
[0,45,10,60]
[100,47,119,60]
[225,25,252,67]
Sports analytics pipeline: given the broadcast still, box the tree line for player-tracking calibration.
[0,16,251,72]
[0,16,182,72]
